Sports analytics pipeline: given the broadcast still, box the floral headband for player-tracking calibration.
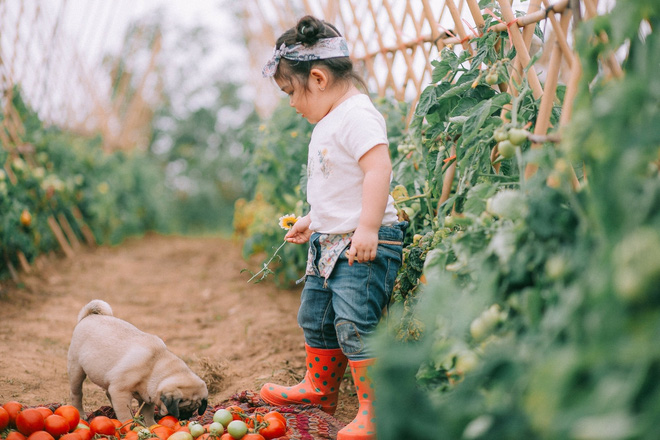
[262,36,350,78]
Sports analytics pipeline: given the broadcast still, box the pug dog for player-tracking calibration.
[67,300,208,425]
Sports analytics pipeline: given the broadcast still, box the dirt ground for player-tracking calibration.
[0,233,357,426]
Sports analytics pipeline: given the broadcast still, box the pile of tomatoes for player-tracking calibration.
[1,402,287,440]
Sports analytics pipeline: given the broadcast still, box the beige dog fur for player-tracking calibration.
[67,300,208,425]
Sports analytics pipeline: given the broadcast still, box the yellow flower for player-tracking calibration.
[259,124,267,132]
[290,131,298,138]
[279,214,298,230]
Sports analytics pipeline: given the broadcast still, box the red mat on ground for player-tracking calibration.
[78,390,342,440]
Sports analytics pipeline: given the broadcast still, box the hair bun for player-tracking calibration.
[296,15,323,45]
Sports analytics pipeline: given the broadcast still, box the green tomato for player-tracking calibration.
[469,317,488,341]
[226,420,248,439]
[497,140,516,159]
[455,350,479,373]
[213,409,233,427]
[508,128,529,145]
[493,127,509,142]
[485,73,498,85]
[208,422,224,435]
[188,423,205,439]
[167,432,193,440]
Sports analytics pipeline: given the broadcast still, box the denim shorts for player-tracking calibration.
[297,222,406,360]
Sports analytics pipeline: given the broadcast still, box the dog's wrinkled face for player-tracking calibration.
[158,385,209,420]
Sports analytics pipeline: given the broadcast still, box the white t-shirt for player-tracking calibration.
[306,94,399,234]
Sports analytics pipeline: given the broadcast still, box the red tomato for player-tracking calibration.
[89,416,117,438]
[243,435,265,440]
[59,433,82,440]
[123,431,139,440]
[263,412,286,428]
[42,415,68,438]
[218,434,233,440]
[174,425,190,433]
[27,432,55,440]
[156,416,179,429]
[0,407,10,431]
[54,406,80,432]
[150,425,174,440]
[6,431,28,440]
[3,401,23,427]
[225,406,244,421]
[73,428,92,440]
[16,409,46,436]
[44,415,70,439]
[35,409,53,420]
[258,418,286,440]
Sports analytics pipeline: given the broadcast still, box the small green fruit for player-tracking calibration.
[497,140,516,159]
[508,128,529,145]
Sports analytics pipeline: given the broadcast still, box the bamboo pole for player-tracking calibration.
[524,9,572,179]
[47,216,75,258]
[497,0,544,99]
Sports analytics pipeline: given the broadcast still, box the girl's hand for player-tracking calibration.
[346,226,378,266]
[285,214,312,244]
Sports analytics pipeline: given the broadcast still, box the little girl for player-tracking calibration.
[259,15,405,440]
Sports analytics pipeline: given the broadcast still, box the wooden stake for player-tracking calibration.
[16,251,31,274]
[71,206,97,247]
[47,216,74,258]
[57,213,81,250]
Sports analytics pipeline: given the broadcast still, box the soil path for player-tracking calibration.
[0,233,357,424]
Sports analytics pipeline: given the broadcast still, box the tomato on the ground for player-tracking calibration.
[44,415,70,438]
[54,406,80,432]
[3,401,23,427]
[258,418,286,440]
[225,406,244,421]
[88,416,117,438]
[34,409,53,420]
[156,416,179,429]
[122,431,139,440]
[59,433,82,440]
[0,407,10,431]
[263,412,286,427]
[6,431,28,440]
[151,425,174,440]
[16,408,46,436]
[26,431,55,440]
[73,428,92,440]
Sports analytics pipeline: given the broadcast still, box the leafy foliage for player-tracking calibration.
[372,2,660,439]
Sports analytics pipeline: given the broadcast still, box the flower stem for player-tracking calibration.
[247,239,287,283]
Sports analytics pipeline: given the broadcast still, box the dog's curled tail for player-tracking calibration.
[77,299,113,322]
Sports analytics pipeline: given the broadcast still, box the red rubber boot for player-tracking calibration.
[260,344,347,415]
[337,359,377,440]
